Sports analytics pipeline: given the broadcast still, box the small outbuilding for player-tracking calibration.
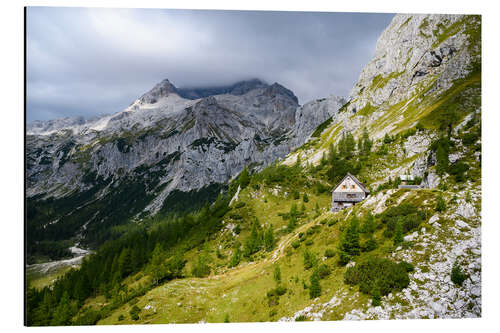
[398,174,422,189]
[331,173,370,212]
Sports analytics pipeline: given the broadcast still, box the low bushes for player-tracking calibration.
[381,203,426,238]
[324,248,335,258]
[451,261,467,286]
[129,305,140,321]
[344,256,411,301]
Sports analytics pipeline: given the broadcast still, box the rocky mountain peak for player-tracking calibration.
[138,78,179,104]
[264,83,299,104]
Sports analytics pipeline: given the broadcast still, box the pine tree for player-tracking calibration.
[393,219,404,246]
[50,291,74,326]
[192,245,211,277]
[230,243,242,268]
[273,265,282,285]
[436,142,449,175]
[338,217,361,265]
[149,243,167,285]
[383,133,392,144]
[287,215,297,232]
[118,248,133,279]
[309,270,321,299]
[264,224,275,252]
[244,221,262,257]
[361,127,372,155]
[239,166,251,189]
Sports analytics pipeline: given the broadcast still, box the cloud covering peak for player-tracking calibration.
[26,7,394,122]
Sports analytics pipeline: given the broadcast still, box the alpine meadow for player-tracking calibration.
[25,11,481,325]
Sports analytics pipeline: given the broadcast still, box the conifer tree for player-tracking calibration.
[239,166,251,189]
[309,270,321,299]
[230,242,242,268]
[50,291,74,326]
[118,247,133,278]
[149,243,167,285]
[338,217,361,265]
[274,265,282,285]
[264,224,275,252]
[393,219,404,246]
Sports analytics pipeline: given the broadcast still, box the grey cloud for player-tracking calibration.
[26,7,394,122]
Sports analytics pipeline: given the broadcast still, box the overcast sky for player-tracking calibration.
[26,7,394,122]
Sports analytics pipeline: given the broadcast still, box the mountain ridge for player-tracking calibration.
[26,77,345,248]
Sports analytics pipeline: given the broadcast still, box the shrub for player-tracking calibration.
[317,264,331,279]
[129,305,140,321]
[451,261,467,286]
[344,256,410,297]
[118,314,125,321]
[295,315,307,321]
[399,261,415,272]
[328,219,337,227]
[273,265,281,284]
[293,190,300,200]
[291,240,301,249]
[324,249,335,258]
[303,193,309,203]
[401,213,422,233]
[383,133,393,144]
[234,202,246,209]
[303,249,317,270]
[305,239,313,246]
[229,245,241,268]
[449,161,469,182]
[436,194,447,212]
[465,191,472,203]
[224,313,230,323]
[363,236,377,252]
[315,182,329,194]
[381,203,423,237]
[361,213,377,234]
[371,285,381,306]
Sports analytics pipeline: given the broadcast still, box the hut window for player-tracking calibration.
[342,185,347,189]
[351,185,355,189]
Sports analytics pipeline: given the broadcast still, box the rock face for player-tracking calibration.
[291,95,347,147]
[347,14,479,115]
[26,78,345,245]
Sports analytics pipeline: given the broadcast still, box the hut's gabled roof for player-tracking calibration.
[332,172,370,194]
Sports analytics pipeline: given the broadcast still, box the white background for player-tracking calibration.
[0,0,498,332]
